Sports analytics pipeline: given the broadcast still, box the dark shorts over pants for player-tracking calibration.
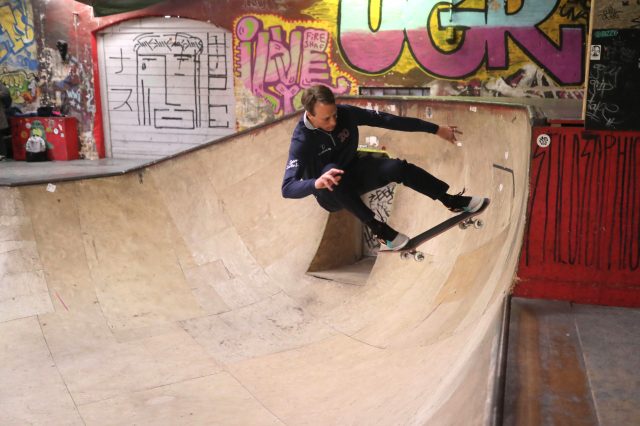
[314,156,449,223]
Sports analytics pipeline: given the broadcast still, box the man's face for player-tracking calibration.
[307,102,337,132]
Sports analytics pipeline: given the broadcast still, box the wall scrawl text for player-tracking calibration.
[235,15,356,116]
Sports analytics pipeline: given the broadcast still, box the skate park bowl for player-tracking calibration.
[1,99,534,425]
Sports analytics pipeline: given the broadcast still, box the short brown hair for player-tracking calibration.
[301,85,335,115]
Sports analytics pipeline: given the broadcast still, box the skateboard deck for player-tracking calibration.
[378,198,490,261]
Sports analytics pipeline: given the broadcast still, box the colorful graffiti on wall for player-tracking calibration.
[234,14,357,118]
[337,0,586,86]
[0,67,36,103]
[0,0,37,71]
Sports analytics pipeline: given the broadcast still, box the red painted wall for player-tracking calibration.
[515,127,640,307]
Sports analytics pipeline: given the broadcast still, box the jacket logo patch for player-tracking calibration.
[318,144,331,156]
[337,129,350,143]
[286,159,299,170]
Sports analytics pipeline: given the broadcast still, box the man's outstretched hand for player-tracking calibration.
[315,168,344,191]
[436,125,463,145]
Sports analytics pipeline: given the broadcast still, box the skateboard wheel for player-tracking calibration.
[414,252,425,262]
[474,219,484,229]
[400,252,412,260]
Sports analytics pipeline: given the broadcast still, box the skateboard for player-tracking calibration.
[378,198,491,261]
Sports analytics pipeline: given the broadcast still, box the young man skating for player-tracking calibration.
[281,84,485,251]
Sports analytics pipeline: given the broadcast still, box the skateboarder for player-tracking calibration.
[281,84,484,251]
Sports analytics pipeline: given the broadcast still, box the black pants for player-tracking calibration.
[26,151,47,162]
[315,156,449,223]
[0,128,10,158]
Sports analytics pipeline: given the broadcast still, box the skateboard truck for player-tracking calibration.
[400,251,426,262]
[459,217,484,230]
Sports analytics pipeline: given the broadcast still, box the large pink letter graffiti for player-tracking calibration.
[235,16,353,115]
[338,0,585,85]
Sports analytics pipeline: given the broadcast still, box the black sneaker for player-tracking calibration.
[367,219,409,250]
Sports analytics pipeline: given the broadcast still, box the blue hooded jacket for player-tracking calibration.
[282,104,439,199]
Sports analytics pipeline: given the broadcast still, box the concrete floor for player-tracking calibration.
[504,298,640,426]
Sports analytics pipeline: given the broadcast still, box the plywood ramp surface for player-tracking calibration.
[0,99,532,425]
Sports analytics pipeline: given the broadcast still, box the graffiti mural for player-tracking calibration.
[0,0,37,70]
[30,42,98,157]
[234,14,357,118]
[132,32,209,129]
[4,0,592,157]
[106,30,232,132]
[0,67,37,103]
[100,18,236,159]
[335,0,586,87]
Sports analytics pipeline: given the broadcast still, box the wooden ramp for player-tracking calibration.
[0,99,532,425]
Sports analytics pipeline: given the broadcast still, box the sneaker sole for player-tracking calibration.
[387,235,410,251]
[464,197,484,213]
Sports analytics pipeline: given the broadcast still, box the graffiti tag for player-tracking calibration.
[235,15,355,115]
[363,184,396,252]
[586,64,622,128]
[525,131,640,271]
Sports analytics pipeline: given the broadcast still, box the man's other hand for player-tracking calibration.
[315,168,344,191]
